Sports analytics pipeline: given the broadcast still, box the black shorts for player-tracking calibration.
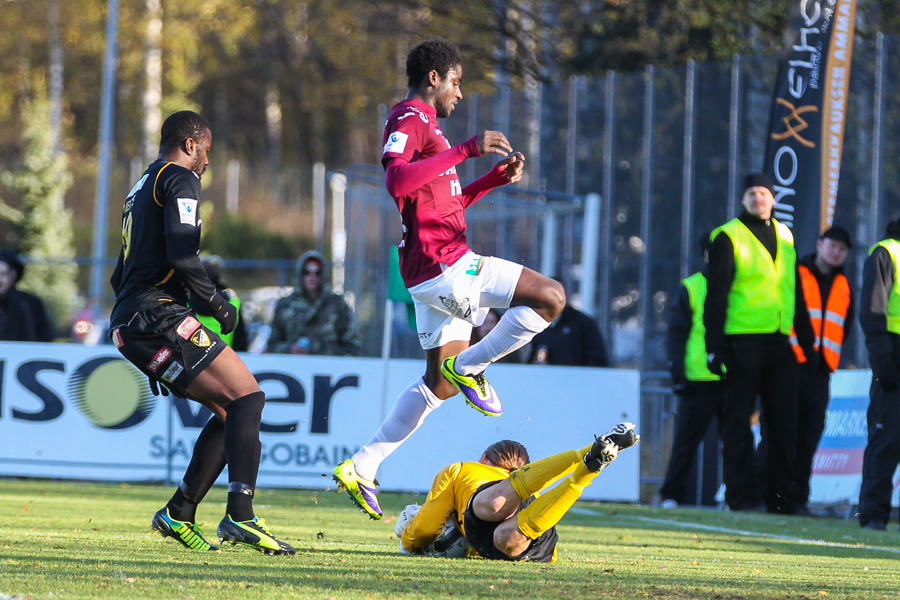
[462,481,558,562]
[109,303,227,397]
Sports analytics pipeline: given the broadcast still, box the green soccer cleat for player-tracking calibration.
[440,356,503,417]
[217,515,295,555]
[151,508,220,551]
[332,459,383,520]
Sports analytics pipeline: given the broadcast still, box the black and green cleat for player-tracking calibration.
[151,508,220,551]
[217,515,295,555]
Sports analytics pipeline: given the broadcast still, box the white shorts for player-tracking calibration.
[407,252,524,350]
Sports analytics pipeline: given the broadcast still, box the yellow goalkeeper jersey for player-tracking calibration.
[401,461,509,553]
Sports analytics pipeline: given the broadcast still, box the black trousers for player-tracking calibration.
[794,363,831,505]
[721,335,799,513]
[659,380,724,505]
[857,377,900,527]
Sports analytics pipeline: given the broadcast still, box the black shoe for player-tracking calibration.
[862,520,887,531]
[583,422,639,472]
[151,508,220,551]
[217,515,296,555]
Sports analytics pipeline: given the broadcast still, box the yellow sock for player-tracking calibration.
[516,461,598,539]
[509,443,593,499]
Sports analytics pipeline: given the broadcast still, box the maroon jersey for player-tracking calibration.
[382,99,481,287]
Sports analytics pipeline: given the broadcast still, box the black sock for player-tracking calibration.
[166,415,226,523]
[223,391,265,522]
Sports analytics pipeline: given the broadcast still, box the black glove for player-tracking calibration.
[148,376,169,397]
[707,353,728,378]
[208,292,237,335]
[874,361,900,393]
[671,374,692,396]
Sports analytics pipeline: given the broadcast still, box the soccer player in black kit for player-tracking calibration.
[109,111,293,555]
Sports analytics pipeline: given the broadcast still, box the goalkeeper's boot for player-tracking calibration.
[440,356,503,417]
[151,508,220,552]
[332,459,382,520]
[583,422,640,473]
[217,515,295,555]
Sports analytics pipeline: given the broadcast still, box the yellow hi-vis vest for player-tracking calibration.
[682,272,720,381]
[869,239,900,334]
[790,265,851,371]
[196,295,241,348]
[711,218,796,335]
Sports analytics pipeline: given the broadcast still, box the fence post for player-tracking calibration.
[541,210,558,277]
[313,162,326,253]
[639,65,655,370]
[681,60,696,280]
[727,54,742,221]
[329,173,347,294]
[600,72,616,339]
[227,159,240,213]
[581,194,601,316]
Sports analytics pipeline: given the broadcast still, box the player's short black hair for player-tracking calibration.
[484,440,530,472]
[406,39,463,88]
[159,110,210,153]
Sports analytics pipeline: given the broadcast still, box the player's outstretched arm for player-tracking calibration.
[385,137,481,198]
[461,152,526,208]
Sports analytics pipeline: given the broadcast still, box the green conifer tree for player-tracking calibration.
[1,86,77,334]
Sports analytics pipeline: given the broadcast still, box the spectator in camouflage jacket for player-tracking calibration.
[266,251,361,356]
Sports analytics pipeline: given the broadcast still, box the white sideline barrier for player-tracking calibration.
[0,342,641,501]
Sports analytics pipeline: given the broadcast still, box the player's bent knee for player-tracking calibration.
[493,521,531,557]
[545,279,566,317]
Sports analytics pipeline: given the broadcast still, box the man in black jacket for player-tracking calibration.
[0,249,55,342]
[528,279,609,367]
[858,219,900,530]
[705,173,815,514]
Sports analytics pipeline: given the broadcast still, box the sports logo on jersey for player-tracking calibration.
[176,316,202,339]
[383,131,409,155]
[147,346,172,373]
[177,198,198,226]
[161,361,184,383]
[439,294,473,320]
[191,329,212,348]
[465,256,484,276]
[110,327,124,348]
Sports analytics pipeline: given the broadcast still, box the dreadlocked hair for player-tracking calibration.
[483,440,530,472]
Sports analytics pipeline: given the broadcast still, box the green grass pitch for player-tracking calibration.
[1,479,898,600]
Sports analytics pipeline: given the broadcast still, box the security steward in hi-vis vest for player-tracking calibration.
[858,223,900,530]
[704,173,815,515]
[787,227,853,514]
[659,235,725,507]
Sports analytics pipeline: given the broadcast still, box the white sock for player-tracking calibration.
[455,305,549,376]
[351,377,443,481]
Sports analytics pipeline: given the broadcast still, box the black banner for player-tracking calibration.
[763,0,856,253]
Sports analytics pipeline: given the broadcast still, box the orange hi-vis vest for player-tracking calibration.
[790,265,851,371]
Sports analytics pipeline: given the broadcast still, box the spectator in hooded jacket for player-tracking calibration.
[267,251,361,356]
[0,249,55,342]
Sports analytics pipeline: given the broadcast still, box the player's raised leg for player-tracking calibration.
[443,267,564,411]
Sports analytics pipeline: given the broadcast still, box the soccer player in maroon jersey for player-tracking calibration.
[333,39,564,519]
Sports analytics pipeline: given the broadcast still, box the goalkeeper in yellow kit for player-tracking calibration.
[396,422,638,562]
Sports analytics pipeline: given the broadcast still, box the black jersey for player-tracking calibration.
[110,160,216,324]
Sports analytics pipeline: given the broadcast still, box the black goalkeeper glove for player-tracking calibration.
[208,292,237,335]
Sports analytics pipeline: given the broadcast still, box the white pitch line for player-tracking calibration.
[567,507,900,556]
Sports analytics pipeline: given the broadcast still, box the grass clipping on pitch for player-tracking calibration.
[1,479,898,600]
